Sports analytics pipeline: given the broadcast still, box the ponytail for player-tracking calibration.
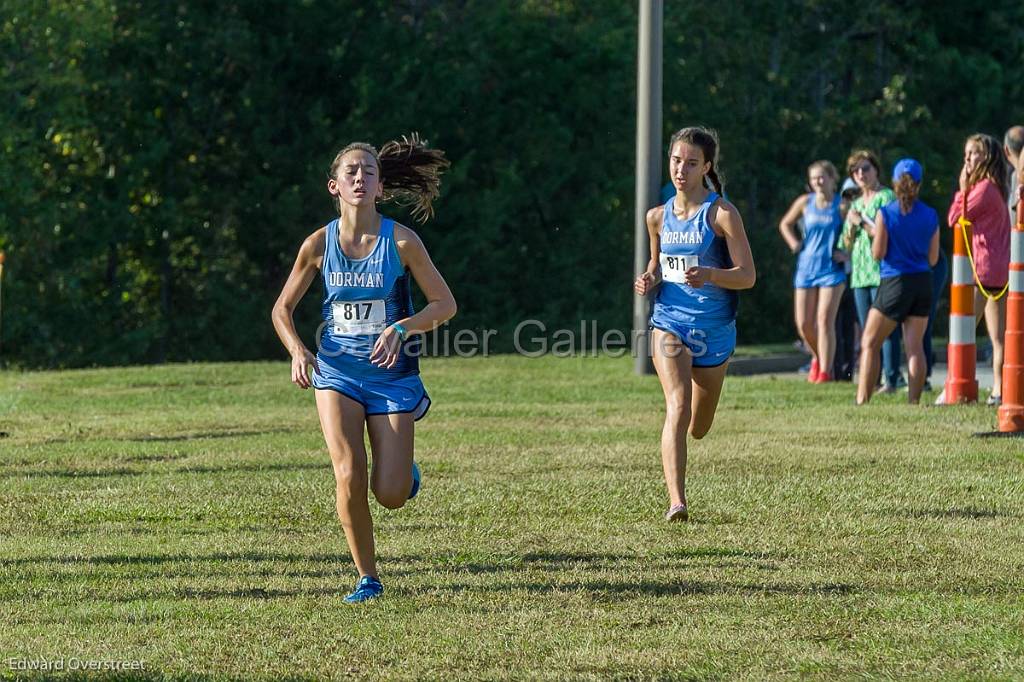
[329,133,450,222]
[706,167,724,195]
[893,174,919,213]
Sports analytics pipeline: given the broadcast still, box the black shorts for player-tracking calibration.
[872,272,932,322]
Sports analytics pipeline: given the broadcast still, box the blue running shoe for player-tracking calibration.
[408,461,421,500]
[343,575,383,604]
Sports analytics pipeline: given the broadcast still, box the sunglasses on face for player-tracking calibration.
[851,164,874,175]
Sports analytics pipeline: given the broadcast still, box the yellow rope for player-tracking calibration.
[957,214,1009,301]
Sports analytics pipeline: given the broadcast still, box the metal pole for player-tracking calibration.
[634,0,662,374]
[0,251,5,357]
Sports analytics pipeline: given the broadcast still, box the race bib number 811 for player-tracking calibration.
[660,253,698,284]
[332,299,386,335]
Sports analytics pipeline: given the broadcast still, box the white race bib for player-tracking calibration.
[332,299,386,335]
[659,253,698,284]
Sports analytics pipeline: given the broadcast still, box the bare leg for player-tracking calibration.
[367,412,416,510]
[689,361,730,440]
[857,309,899,405]
[816,283,846,377]
[652,329,693,509]
[314,389,375,578]
[976,291,1007,397]
[795,287,819,366]
[901,316,928,404]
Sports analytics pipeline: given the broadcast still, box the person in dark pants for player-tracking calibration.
[923,248,948,392]
[832,178,860,381]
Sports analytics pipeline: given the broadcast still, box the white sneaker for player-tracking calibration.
[934,388,946,405]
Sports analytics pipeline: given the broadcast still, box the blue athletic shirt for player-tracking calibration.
[878,199,938,278]
[796,194,844,280]
[317,217,419,379]
[652,192,737,327]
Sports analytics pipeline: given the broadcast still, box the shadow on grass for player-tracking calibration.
[0,460,327,479]
[0,467,146,479]
[124,428,299,443]
[172,462,326,475]
[893,507,1013,520]
[2,547,855,603]
[97,579,856,603]
[0,550,353,567]
[409,548,783,576]
[34,427,299,446]
[522,548,776,562]
[106,586,348,602]
[1,547,773,579]
[2,547,775,568]
[434,578,857,599]
[119,453,191,463]
[118,379,245,389]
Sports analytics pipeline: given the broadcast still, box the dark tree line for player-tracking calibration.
[2,1,1022,367]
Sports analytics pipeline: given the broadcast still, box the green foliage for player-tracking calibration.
[1,1,1022,366]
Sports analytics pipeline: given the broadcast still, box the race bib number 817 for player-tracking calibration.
[332,299,386,335]
[660,253,698,284]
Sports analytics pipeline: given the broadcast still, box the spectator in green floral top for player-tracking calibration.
[841,149,903,391]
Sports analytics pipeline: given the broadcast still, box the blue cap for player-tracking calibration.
[892,158,923,184]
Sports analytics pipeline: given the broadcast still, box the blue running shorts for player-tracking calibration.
[650,320,736,368]
[793,269,846,289]
[313,366,431,419]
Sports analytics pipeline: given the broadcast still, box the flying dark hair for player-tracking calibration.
[328,133,450,222]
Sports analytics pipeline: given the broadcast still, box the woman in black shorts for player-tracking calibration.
[856,159,940,405]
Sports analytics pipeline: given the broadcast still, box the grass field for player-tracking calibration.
[1,355,1023,679]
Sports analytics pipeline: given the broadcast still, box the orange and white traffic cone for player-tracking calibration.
[998,197,1024,431]
[943,199,978,404]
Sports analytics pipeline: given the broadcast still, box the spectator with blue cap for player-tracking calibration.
[856,158,940,405]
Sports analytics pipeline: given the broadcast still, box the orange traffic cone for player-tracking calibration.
[998,196,1024,431]
[944,194,978,404]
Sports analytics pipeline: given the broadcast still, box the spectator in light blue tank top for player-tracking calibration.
[778,161,848,383]
[856,158,939,405]
[271,136,457,604]
[634,126,756,523]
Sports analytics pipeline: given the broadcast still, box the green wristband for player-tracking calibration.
[392,323,408,341]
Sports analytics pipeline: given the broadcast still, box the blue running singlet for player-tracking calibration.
[314,217,419,382]
[649,192,739,367]
[793,194,845,289]
[651,192,738,327]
